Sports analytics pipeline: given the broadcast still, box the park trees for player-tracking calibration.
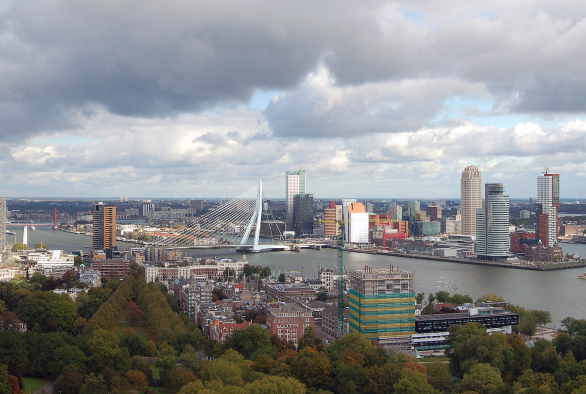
[459,363,504,394]
[477,293,504,302]
[87,329,129,374]
[290,349,332,391]
[225,324,273,360]
[447,322,514,376]
[393,367,436,394]
[11,243,28,252]
[53,364,84,394]
[246,375,306,394]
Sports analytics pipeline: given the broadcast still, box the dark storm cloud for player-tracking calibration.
[1,0,586,143]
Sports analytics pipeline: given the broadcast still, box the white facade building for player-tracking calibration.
[476,183,510,259]
[286,170,306,231]
[461,165,483,236]
[29,250,75,268]
[142,202,155,217]
[216,257,248,277]
[348,212,369,243]
[341,199,357,241]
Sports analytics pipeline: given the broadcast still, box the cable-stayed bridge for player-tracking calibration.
[149,180,287,252]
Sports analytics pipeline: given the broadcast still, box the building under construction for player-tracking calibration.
[349,265,415,352]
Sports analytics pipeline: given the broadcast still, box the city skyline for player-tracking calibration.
[2,2,586,198]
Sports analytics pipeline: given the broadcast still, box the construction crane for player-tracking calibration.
[337,221,344,338]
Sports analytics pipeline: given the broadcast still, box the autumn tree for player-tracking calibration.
[245,375,306,394]
[290,349,331,390]
[145,341,157,361]
[53,365,83,394]
[120,327,146,357]
[476,293,504,303]
[200,358,244,387]
[447,322,514,376]
[459,363,504,394]
[393,367,436,394]
[125,370,148,390]
[80,373,108,394]
[126,301,145,325]
[167,366,196,390]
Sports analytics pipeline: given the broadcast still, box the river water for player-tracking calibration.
[9,227,586,326]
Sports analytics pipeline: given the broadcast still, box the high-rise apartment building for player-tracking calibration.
[0,198,6,263]
[142,202,155,217]
[407,201,420,217]
[536,171,560,247]
[345,203,369,243]
[461,165,483,236]
[286,170,306,231]
[349,265,415,352]
[293,194,313,238]
[426,202,442,221]
[388,203,402,220]
[189,200,204,215]
[476,184,510,260]
[324,201,342,237]
[342,199,357,240]
[93,203,117,252]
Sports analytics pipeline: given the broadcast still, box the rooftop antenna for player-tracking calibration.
[544,167,549,175]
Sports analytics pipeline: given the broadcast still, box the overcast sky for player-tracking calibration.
[1,1,586,199]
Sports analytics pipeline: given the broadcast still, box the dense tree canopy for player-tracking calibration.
[1,273,586,394]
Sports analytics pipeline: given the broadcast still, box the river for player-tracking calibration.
[9,227,586,326]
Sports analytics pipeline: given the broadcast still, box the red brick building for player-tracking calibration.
[91,259,130,281]
[266,304,315,345]
[209,320,252,343]
[510,232,537,254]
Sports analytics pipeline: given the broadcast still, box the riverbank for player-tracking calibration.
[348,249,586,271]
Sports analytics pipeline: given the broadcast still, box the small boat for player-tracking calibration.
[83,245,90,248]
[30,226,36,230]
[579,272,586,280]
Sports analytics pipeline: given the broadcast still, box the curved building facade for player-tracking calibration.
[476,183,510,260]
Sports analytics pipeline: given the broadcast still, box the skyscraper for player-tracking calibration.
[536,171,560,247]
[341,199,357,241]
[142,201,155,217]
[349,265,415,352]
[476,183,510,260]
[286,170,306,231]
[324,201,342,237]
[93,202,117,253]
[346,203,369,243]
[461,165,483,236]
[293,194,313,238]
[426,202,442,221]
[407,201,420,217]
[388,203,402,220]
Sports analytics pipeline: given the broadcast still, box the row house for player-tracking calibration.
[144,263,218,283]
[264,283,317,302]
[176,280,213,320]
[209,320,252,343]
[266,304,315,346]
